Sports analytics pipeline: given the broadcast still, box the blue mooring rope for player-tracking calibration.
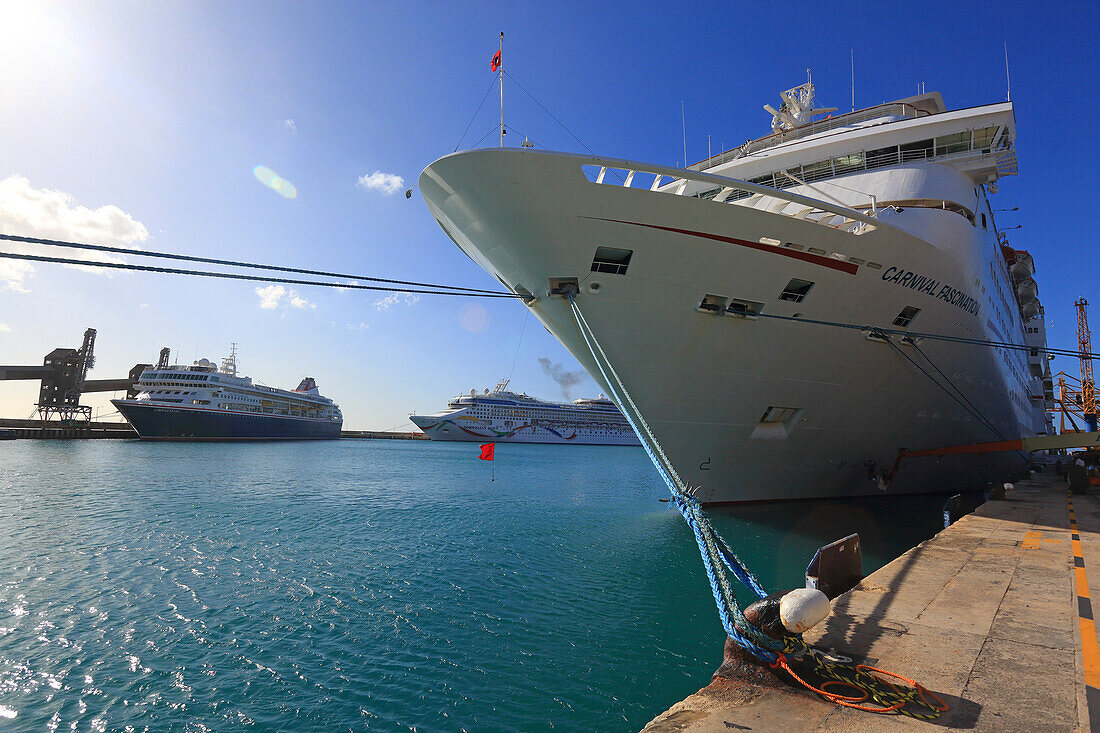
[567,296,786,661]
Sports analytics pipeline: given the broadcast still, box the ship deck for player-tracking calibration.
[643,471,1099,731]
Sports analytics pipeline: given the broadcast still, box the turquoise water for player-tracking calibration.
[0,440,959,731]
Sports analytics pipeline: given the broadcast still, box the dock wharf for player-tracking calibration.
[644,471,1097,732]
[0,418,427,440]
[339,430,428,440]
[0,418,136,439]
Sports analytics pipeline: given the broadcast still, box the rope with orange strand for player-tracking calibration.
[770,641,949,719]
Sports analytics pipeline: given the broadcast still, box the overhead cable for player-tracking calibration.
[0,232,509,295]
[0,250,522,298]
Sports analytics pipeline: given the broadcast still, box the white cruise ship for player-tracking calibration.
[410,379,639,445]
[419,79,1054,502]
[113,345,342,440]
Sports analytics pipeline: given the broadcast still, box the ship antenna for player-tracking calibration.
[681,100,687,169]
[1004,41,1011,102]
[222,342,238,377]
[850,49,855,112]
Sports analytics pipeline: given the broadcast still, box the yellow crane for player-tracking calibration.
[1077,298,1097,431]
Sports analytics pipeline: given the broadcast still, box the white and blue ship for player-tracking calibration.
[410,379,639,445]
[112,346,342,440]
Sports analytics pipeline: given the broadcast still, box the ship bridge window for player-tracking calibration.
[779,279,814,303]
[801,159,833,183]
[866,146,900,169]
[892,306,921,328]
[591,246,633,275]
[900,139,934,162]
[831,152,865,175]
[972,126,998,151]
[935,131,971,156]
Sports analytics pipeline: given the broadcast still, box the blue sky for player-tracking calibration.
[0,0,1096,429]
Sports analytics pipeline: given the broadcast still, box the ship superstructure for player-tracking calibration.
[410,379,639,445]
[420,78,1053,502]
[112,345,342,440]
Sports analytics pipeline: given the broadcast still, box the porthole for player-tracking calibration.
[587,281,603,294]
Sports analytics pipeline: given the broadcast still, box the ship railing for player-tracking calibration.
[581,156,885,235]
[688,102,931,171]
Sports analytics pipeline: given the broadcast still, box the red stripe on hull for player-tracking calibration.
[583,216,860,275]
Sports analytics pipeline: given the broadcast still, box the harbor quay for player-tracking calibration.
[643,471,1096,732]
[0,418,426,440]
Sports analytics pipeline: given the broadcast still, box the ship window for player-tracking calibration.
[972,125,998,151]
[802,159,833,182]
[697,294,727,313]
[831,152,865,175]
[900,139,934,162]
[726,298,764,319]
[779,278,814,303]
[591,246,632,275]
[935,131,970,156]
[893,306,921,328]
[865,146,899,169]
[751,405,805,440]
[761,406,797,423]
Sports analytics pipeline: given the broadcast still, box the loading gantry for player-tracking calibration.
[0,328,159,425]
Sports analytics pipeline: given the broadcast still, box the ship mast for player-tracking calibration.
[221,342,238,377]
[498,32,504,148]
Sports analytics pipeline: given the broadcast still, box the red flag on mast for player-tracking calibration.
[479,443,495,461]
[490,49,501,72]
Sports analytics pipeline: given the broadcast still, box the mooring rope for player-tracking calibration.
[567,294,778,660]
[0,232,511,296]
[566,293,948,718]
[0,250,522,299]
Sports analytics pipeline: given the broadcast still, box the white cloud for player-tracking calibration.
[289,292,315,310]
[357,170,405,196]
[283,119,297,134]
[345,321,369,331]
[0,323,10,332]
[0,174,149,292]
[256,284,314,311]
[374,292,420,311]
[255,284,287,309]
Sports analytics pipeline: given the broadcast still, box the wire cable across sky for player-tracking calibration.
[0,232,516,297]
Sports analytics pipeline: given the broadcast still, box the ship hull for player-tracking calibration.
[112,400,342,440]
[420,149,1037,503]
[409,415,639,445]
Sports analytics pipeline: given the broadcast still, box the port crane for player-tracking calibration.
[1054,299,1099,433]
[0,328,163,424]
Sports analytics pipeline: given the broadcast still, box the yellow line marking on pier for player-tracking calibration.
[1066,492,1100,728]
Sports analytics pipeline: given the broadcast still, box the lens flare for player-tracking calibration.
[253,166,297,199]
[458,303,490,333]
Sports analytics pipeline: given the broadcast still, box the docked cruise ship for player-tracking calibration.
[419,79,1054,502]
[113,346,342,440]
[410,379,639,444]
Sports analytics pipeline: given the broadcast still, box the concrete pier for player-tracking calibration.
[644,472,1097,732]
[0,418,136,439]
